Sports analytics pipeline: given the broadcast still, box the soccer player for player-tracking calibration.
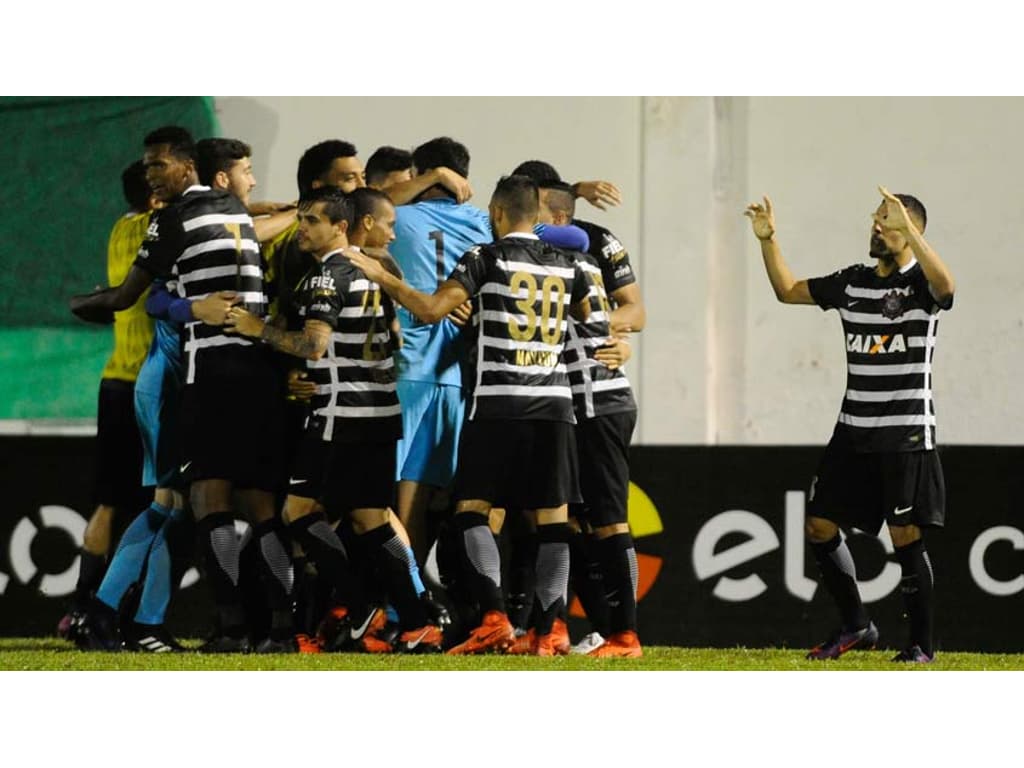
[539,179,642,658]
[227,187,445,653]
[366,145,414,191]
[60,161,156,640]
[71,126,292,653]
[386,137,492,564]
[346,174,592,656]
[745,187,955,663]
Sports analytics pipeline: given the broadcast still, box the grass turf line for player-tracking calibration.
[2,639,1023,670]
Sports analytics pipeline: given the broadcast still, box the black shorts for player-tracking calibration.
[287,435,396,517]
[572,410,636,528]
[93,378,147,509]
[178,349,286,492]
[454,418,581,510]
[806,435,946,534]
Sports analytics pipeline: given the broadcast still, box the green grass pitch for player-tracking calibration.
[2,638,1022,670]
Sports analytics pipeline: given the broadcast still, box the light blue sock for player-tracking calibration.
[406,545,426,596]
[134,507,184,625]
[96,503,170,611]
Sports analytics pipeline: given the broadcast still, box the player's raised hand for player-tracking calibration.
[744,196,776,241]
[875,186,917,234]
[575,180,622,211]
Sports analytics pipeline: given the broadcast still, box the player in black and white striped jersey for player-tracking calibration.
[346,175,592,655]
[227,187,445,653]
[72,126,292,653]
[538,180,643,658]
[747,187,955,663]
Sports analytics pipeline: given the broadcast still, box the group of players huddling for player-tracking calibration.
[64,127,647,657]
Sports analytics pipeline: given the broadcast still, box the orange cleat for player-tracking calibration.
[296,633,322,654]
[550,618,571,655]
[447,611,515,655]
[587,630,643,658]
[505,629,536,655]
[397,624,444,653]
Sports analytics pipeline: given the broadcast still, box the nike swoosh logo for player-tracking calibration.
[848,300,860,307]
[404,628,430,651]
[894,505,913,516]
[349,608,379,640]
[180,461,192,473]
[289,478,306,485]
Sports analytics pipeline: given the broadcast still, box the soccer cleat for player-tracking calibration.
[572,631,606,655]
[550,618,571,655]
[196,634,252,654]
[397,624,444,654]
[317,606,350,649]
[533,632,561,657]
[57,610,85,641]
[587,630,643,658]
[296,633,322,654]
[73,605,122,652]
[806,621,879,660]
[891,645,934,663]
[505,628,536,656]
[446,610,515,655]
[421,591,452,630]
[127,625,184,653]
[255,636,299,654]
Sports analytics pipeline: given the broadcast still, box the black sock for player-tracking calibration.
[288,512,366,615]
[454,512,504,614]
[74,550,108,607]
[506,527,537,631]
[569,528,610,636]
[253,519,294,640]
[811,533,869,632]
[895,539,935,656]
[360,523,428,629]
[196,512,245,637]
[534,523,571,635]
[599,533,639,635]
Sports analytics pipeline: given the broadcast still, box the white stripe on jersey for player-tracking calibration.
[479,337,564,353]
[180,264,262,284]
[179,238,259,262]
[838,307,935,324]
[907,336,936,348]
[478,361,568,376]
[571,378,632,395]
[847,362,929,376]
[494,259,575,279]
[922,312,938,448]
[845,388,930,402]
[844,285,914,299]
[474,384,573,399]
[481,281,575,303]
[182,213,254,232]
[320,403,402,418]
[479,309,566,332]
[332,331,390,344]
[838,413,937,428]
[183,333,254,384]
[339,305,385,318]
[307,356,394,370]
[317,380,396,392]
[184,289,266,305]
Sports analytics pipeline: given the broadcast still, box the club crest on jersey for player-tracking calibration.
[846,333,907,354]
[881,289,907,319]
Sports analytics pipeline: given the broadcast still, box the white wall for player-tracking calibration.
[216,96,1024,446]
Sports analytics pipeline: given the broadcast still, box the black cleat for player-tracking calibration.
[891,645,934,663]
[74,604,122,652]
[126,624,184,653]
[254,636,298,654]
[806,621,879,660]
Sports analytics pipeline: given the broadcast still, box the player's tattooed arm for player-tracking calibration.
[224,307,331,360]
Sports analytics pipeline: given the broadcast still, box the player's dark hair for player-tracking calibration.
[492,175,539,223]
[298,187,353,226]
[121,160,151,212]
[512,160,561,184]
[195,138,252,186]
[538,179,576,220]
[350,187,393,222]
[143,125,196,162]
[895,193,927,232]
[412,136,470,181]
[297,139,358,196]
[365,145,413,186]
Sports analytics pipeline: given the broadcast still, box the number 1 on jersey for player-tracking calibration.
[428,230,445,288]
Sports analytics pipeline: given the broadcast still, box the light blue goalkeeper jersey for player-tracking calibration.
[391,197,492,385]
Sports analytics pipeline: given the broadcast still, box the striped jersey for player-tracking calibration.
[574,219,638,291]
[563,248,637,420]
[808,257,953,452]
[133,186,267,385]
[391,198,492,386]
[448,233,590,423]
[297,248,402,443]
[102,211,155,381]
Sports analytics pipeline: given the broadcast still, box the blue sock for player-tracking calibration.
[96,503,170,612]
[134,507,184,626]
[406,545,426,596]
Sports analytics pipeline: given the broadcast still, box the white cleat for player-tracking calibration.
[571,631,605,655]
